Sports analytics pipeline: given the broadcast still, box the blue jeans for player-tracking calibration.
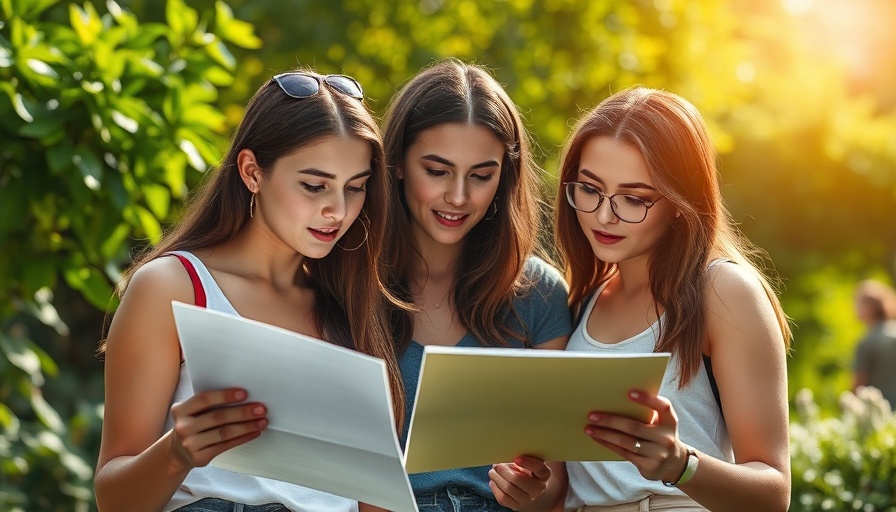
[416,486,512,512]
[173,498,291,512]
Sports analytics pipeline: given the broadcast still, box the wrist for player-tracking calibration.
[662,444,698,487]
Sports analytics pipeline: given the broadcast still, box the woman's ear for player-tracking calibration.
[237,149,261,192]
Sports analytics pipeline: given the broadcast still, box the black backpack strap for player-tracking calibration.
[703,354,724,418]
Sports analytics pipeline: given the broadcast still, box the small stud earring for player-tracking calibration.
[675,211,681,218]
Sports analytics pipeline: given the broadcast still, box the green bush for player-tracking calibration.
[790,386,896,511]
[0,0,259,509]
[1,322,97,512]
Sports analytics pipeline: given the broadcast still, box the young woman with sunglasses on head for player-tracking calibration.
[371,59,572,512]
[94,69,403,512]
[555,87,792,511]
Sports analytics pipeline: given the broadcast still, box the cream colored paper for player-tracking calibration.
[403,346,670,474]
[171,302,418,512]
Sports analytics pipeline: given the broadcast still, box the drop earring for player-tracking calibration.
[249,191,256,218]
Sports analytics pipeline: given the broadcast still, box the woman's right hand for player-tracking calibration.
[169,388,268,469]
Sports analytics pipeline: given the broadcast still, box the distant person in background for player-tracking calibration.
[852,279,896,407]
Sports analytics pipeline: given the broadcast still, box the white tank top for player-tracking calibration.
[162,251,357,512]
[564,260,734,508]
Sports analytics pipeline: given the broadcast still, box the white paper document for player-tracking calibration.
[171,301,418,512]
[404,346,671,474]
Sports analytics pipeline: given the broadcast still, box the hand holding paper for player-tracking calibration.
[403,346,670,474]
[171,301,419,512]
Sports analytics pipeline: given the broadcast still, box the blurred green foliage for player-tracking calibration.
[2,0,896,509]
[1,320,96,512]
[0,0,258,508]
[791,387,896,510]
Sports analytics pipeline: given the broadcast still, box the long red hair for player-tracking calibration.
[555,87,791,387]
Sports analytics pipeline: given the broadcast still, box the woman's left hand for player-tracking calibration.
[585,390,688,483]
[488,455,551,510]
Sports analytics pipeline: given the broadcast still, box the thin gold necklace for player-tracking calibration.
[432,286,452,309]
[412,276,453,309]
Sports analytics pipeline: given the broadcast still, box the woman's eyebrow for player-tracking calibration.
[422,154,500,170]
[580,168,656,191]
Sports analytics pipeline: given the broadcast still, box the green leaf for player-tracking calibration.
[0,45,12,68]
[111,110,138,133]
[124,22,168,50]
[6,0,59,19]
[135,205,162,243]
[142,183,171,219]
[73,145,103,189]
[17,111,65,139]
[30,393,64,433]
[0,332,43,386]
[27,340,58,378]
[22,257,57,299]
[205,38,235,69]
[0,403,21,437]
[63,264,114,310]
[199,64,234,86]
[166,0,198,39]
[103,170,130,211]
[12,93,35,122]
[100,222,131,259]
[181,103,225,130]
[69,3,103,46]
[106,0,138,32]
[215,1,262,50]
[46,140,75,174]
[179,138,206,171]
[24,58,59,80]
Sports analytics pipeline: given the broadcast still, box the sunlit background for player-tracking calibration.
[2,0,895,510]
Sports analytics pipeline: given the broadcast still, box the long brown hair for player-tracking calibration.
[382,59,541,350]
[103,69,405,424]
[555,86,792,387]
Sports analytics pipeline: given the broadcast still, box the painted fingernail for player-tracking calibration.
[585,428,593,435]
[589,413,600,422]
[234,389,247,400]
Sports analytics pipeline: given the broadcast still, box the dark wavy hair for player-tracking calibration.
[102,68,405,425]
[555,86,792,387]
[382,59,541,350]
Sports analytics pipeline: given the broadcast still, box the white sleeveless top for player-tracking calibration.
[564,260,734,508]
[162,251,357,512]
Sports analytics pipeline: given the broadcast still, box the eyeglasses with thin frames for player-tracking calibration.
[271,72,364,100]
[564,181,663,224]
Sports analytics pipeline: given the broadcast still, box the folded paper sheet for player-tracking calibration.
[404,346,670,474]
[172,301,418,512]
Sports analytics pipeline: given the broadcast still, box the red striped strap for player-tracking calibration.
[167,253,207,308]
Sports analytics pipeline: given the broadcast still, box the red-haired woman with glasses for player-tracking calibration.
[372,59,573,512]
[555,87,792,511]
[94,69,403,512]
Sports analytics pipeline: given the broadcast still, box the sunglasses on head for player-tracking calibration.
[271,72,364,100]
